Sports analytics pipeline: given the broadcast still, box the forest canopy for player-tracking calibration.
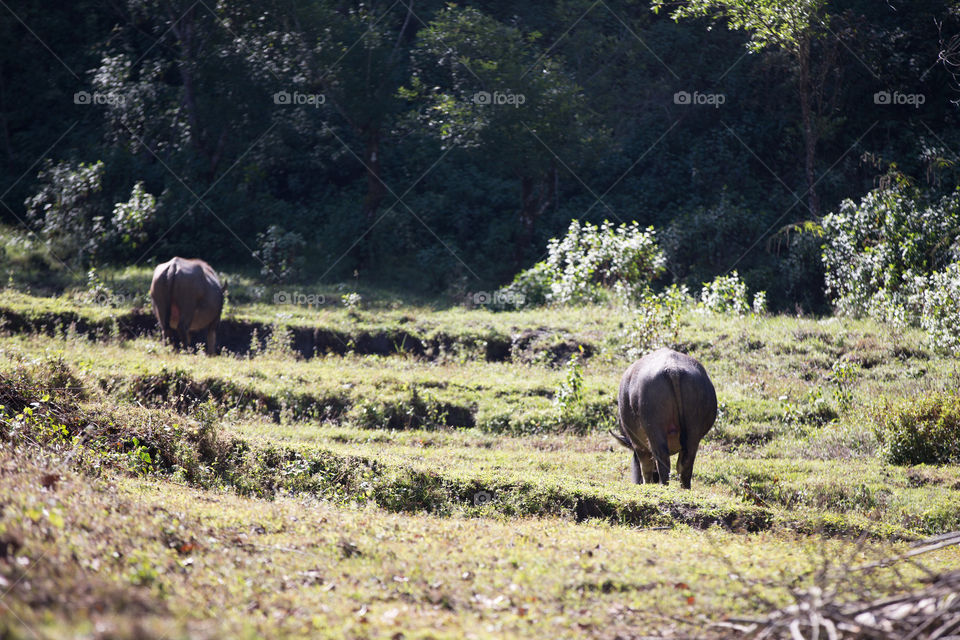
[1,0,959,311]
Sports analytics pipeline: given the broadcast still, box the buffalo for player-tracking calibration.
[150,257,223,355]
[611,348,717,489]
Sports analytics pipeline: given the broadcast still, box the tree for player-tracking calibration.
[241,0,421,222]
[25,161,106,267]
[652,0,833,217]
[406,5,603,265]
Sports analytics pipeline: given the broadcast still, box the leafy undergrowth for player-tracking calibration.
[873,391,960,465]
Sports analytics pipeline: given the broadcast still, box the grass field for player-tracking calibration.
[2,280,960,638]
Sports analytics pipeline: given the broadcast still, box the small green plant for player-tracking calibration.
[264,323,297,359]
[84,267,119,307]
[554,348,585,418]
[109,181,156,251]
[874,392,960,465]
[781,388,837,434]
[127,554,161,587]
[829,359,860,408]
[617,285,688,360]
[193,399,222,462]
[342,292,363,309]
[127,437,155,476]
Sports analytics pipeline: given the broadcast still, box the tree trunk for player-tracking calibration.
[515,167,555,266]
[0,65,11,161]
[166,1,221,180]
[361,130,385,222]
[798,37,820,218]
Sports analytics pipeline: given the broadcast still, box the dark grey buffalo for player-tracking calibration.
[611,348,717,489]
[150,257,223,355]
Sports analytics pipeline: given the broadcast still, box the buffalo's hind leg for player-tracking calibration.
[176,306,195,353]
[677,442,700,490]
[205,322,218,356]
[633,450,659,484]
[648,439,671,486]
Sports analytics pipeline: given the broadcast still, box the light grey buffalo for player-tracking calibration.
[611,348,717,489]
[150,257,223,355]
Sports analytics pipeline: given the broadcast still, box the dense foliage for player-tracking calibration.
[821,178,960,352]
[507,220,666,306]
[1,1,959,309]
[874,392,960,465]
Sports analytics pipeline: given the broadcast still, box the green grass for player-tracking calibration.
[3,286,960,638]
[3,451,957,640]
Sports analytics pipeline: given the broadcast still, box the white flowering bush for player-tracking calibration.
[698,271,764,315]
[917,264,960,356]
[508,220,666,306]
[821,180,960,354]
[751,290,768,315]
[821,181,960,322]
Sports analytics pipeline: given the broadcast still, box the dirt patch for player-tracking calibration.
[571,494,772,532]
[510,328,595,367]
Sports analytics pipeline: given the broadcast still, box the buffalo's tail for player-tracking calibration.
[164,267,177,329]
[668,368,690,453]
[609,409,633,449]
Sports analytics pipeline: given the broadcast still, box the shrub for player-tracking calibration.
[341,292,363,309]
[108,181,156,252]
[510,220,665,306]
[553,349,584,418]
[821,179,960,352]
[917,263,960,356]
[25,160,106,266]
[253,225,306,283]
[699,271,764,315]
[873,392,960,465]
[617,284,689,360]
[821,179,960,323]
[829,358,860,409]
